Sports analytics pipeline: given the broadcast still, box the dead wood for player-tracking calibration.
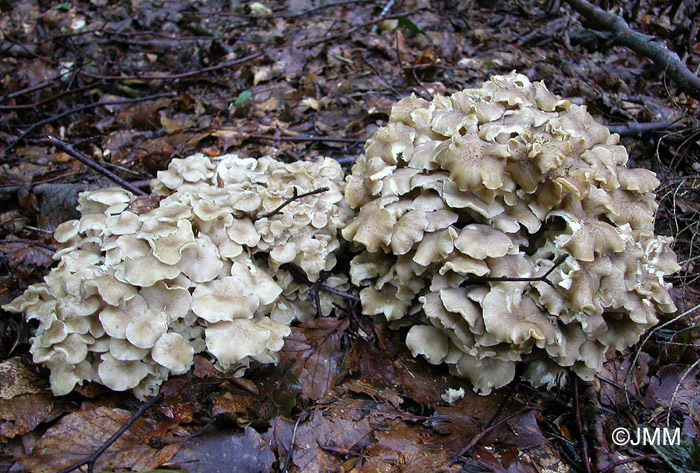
[565,0,700,100]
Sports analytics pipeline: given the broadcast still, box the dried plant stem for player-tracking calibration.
[257,187,329,220]
[47,137,148,196]
[56,393,164,473]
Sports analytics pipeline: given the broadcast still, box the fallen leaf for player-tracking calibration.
[17,404,181,473]
[279,317,349,401]
[0,357,54,441]
[357,420,461,473]
[292,409,374,473]
[166,427,274,473]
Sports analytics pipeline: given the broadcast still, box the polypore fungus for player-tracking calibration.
[343,72,680,395]
[4,154,351,400]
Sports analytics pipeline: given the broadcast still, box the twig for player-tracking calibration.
[78,51,262,81]
[599,455,656,473]
[282,416,303,473]
[257,187,329,220]
[47,137,148,196]
[318,284,360,302]
[607,120,675,136]
[0,83,98,110]
[573,378,592,473]
[463,254,568,289]
[0,239,56,252]
[0,69,73,103]
[5,92,176,152]
[56,393,164,473]
[565,0,700,100]
[371,0,397,33]
[279,0,374,18]
[302,9,423,48]
[285,264,360,302]
[246,133,362,144]
[455,405,542,457]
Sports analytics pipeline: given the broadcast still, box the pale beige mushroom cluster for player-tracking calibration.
[4,154,351,399]
[343,72,680,394]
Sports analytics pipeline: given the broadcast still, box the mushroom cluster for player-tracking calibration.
[343,72,680,394]
[4,154,352,399]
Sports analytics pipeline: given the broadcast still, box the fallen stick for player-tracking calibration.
[565,0,700,100]
[56,394,164,473]
[5,92,175,153]
[47,137,148,196]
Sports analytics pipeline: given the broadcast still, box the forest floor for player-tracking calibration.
[0,0,699,472]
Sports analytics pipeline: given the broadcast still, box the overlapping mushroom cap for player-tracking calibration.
[4,154,351,400]
[343,72,680,394]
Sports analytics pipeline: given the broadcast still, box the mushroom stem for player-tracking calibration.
[256,186,329,220]
[462,254,568,289]
[47,136,148,197]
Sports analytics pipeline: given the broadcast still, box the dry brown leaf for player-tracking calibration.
[292,409,374,473]
[279,317,349,401]
[17,404,181,473]
[356,420,461,473]
[166,427,274,473]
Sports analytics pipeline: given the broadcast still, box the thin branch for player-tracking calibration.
[0,70,72,104]
[302,9,423,48]
[371,0,397,33]
[47,137,147,196]
[5,92,176,152]
[573,378,592,473]
[282,415,303,473]
[565,0,700,100]
[463,254,568,289]
[455,405,542,457]
[246,133,363,144]
[56,393,164,473]
[607,120,675,136]
[78,51,262,81]
[257,186,329,220]
[318,284,360,302]
[285,264,360,303]
[0,239,56,252]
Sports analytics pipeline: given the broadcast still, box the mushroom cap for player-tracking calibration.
[405,325,450,365]
[125,309,168,349]
[97,353,149,391]
[152,332,194,374]
[191,277,259,322]
[205,319,272,365]
[454,353,516,396]
[139,281,192,319]
[179,235,224,283]
[99,295,148,339]
[481,288,558,347]
[454,224,513,260]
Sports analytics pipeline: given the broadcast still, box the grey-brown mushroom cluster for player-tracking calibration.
[4,154,351,399]
[343,72,680,394]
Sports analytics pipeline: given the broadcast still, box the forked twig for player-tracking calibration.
[463,254,568,289]
[257,187,329,220]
